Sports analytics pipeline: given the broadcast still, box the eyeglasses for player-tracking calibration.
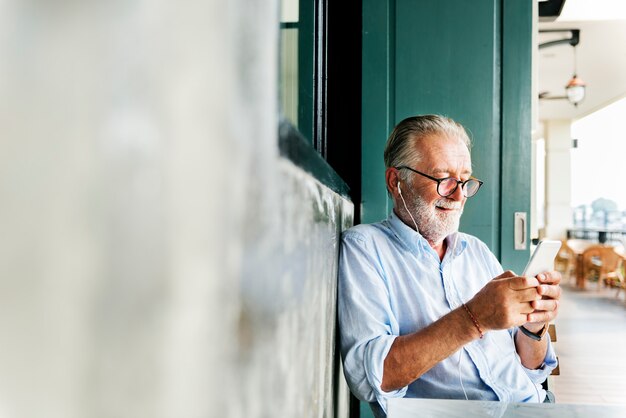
[396,166,484,198]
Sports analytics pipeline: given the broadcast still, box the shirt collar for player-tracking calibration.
[387,210,467,258]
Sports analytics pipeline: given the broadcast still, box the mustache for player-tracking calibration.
[434,199,462,210]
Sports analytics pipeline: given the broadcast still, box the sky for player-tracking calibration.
[558,0,626,21]
[570,96,626,210]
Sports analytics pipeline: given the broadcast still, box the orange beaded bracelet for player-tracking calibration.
[462,303,484,339]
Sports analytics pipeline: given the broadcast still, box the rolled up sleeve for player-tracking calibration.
[338,232,408,408]
[512,328,559,384]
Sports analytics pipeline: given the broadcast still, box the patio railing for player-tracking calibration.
[567,227,626,244]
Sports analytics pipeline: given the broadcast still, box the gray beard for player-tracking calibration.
[412,195,463,243]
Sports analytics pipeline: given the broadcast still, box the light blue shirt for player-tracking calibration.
[338,212,557,416]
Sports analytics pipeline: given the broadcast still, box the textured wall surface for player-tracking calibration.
[0,0,351,417]
[237,159,353,418]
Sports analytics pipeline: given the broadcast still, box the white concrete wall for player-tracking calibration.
[543,119,574,240]
[0,1,350,417]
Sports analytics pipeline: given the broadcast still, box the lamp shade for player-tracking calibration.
[566,75,586,105]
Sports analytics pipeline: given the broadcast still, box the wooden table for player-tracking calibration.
[388,398,626,418]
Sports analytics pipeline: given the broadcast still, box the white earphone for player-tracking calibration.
[397,180,420,232]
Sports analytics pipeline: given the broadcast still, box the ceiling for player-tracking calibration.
[536,0,626,121]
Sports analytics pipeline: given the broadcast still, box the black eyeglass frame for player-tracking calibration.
[395,166,484,198]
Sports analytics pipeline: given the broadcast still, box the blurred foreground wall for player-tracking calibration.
[0,1,352,417]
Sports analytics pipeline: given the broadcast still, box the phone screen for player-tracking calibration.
[522,240,562,278]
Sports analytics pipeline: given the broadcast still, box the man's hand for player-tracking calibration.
[465,270,561,336]
[465,271,542,332]
[512,270,561,369]
[524,270,562,332]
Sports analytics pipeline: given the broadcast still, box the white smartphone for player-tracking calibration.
[522,240,562,278]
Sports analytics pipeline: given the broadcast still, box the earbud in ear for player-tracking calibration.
[397,182,402,194]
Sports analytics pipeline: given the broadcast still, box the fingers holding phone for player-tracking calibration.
[529,271,561,320]
[521,241,563,324]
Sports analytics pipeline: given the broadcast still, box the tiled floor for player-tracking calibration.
[551,280,626,405]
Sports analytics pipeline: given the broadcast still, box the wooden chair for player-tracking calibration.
[581,245,625,292]
[542,323,560,392]
[554,239,577,284]
[615,254,626,298]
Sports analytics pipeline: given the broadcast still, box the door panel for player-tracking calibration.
[362,0,532,271]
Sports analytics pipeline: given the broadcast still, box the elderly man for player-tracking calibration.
[338,115,560,417]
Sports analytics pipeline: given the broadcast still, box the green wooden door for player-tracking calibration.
[359,0,533,409]
[362,0,531,273]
